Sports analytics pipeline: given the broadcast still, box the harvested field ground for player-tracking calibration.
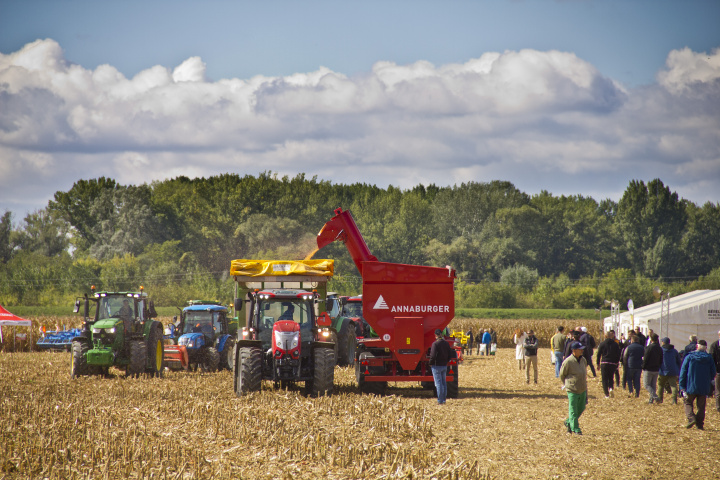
[1,318,718,479]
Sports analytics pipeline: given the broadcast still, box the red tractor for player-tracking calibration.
[315,208,459,397]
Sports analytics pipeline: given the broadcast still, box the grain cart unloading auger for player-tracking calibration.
[316,208,459,397]
[230,259,337,397]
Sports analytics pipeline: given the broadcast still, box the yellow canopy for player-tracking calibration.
[230,259,334,277]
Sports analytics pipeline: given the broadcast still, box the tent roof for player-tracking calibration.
[604,290,720,326]
[0,305,32,327]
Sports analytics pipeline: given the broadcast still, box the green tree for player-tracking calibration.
[13,208,69,256]
[681,202,720,277]
[0,211,14,263]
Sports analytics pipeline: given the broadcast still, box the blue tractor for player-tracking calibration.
[164,301,236,372]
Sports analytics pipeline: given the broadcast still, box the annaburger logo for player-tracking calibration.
[373,295,389,310]
[373,295,450,313]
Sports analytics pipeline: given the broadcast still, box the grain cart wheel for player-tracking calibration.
[127,340,146,378]
[222,338,236,371]
[356,352,387,396]
[200,347,220,372]
[447,365,459,399]
[71,340,89,378]
[235,346,262,396]
[310,347,335,397]
[146,323,164,378]
[336,319,356,367]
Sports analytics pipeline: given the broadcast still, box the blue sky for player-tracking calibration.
[1,0,719,219]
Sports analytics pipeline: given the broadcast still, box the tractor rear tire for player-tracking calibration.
[309,347,335,397]
[71,341,89,378]
[222,338,236,371]
[200,347,220,372]
[146,323,164,378]
[336,319,357,367]
[127,340,146,378]
[235,347,262,396]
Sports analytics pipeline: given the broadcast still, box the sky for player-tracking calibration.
[1,0,719,220]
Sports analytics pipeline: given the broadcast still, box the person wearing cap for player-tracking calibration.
[596,330,622,398]
[708,330,720,412]
[657,337,682,404]
[623,335,645,398]
[429,329,452,405]
[679,339,717,429]
[559,341,588,435]
[563,329,582,361]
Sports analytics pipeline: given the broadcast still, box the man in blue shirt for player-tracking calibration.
[679,340,717,430]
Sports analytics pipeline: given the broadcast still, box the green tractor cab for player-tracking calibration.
[70,286,164,378]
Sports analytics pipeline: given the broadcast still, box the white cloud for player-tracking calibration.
[1,39,719,217]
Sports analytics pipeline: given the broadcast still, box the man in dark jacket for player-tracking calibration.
[709,330,720,412]
[681,335,698,362]
[679,340,717,429]
[657,337,682,404]
[465,330,474,356]
[579,327,597,377]
[596,330,622,398]
[643,334,663,404]
[624,335,645,397]
[563,330,582,361]
[429,329,452,405]
[524,330,539,384]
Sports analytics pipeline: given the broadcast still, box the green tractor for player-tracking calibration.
[70,286,165,378]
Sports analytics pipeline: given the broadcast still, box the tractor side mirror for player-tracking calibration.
[73,299,81,313]
[234,298,243,311]
[316,312,332,327]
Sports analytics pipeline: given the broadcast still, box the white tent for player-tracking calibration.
[0,305,32,351]
[604,290,720,345]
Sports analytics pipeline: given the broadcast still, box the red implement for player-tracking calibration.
[164,344,189,370]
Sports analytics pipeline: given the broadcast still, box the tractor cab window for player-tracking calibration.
[342,301,363,318]
[183,311,216,336]
[99,296,134,321]
[258,299,314,342]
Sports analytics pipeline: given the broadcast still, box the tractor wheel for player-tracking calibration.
[222,338,236,371]
[146,323,164,378]
[235,347,262,396]
[127,340,146,378]
[71,341,89,378]
[336,319,357,367]
[199,347,220,372]
[309,347,335,397]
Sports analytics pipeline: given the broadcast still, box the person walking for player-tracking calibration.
[551,326,567,378]
[709,330,720,412]
[524,330,539,384]
[679,340,717,429]
[624,335,645,398]
[429,329,452,405]
[681,335,698,363]
[560,341,588,435]
[465,329,474,356]
[596,330,622,398]
[657,337,682,404]
[514,329,527,369]
[481,329,492,357]
[580,327,597,378]
[643,334,663,404]
[489,328,497,356]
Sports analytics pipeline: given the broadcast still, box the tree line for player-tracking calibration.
[1,173,719,310]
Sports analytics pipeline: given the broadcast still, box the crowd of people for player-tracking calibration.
[549,326,720,433]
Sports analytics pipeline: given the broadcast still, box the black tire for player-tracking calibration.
[329,330,339,365]
[356,352,386,395]
[222,338,236,371]
[71,341,89,378]
[336,319,356,367]
[146,323,164,378]
[127,340,146,378]
[310,347,335,397]
[235,346,262,396]
[200,347,220,372]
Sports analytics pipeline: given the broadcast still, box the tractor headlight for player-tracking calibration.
[92,327,102,334]
[107,327,116,334]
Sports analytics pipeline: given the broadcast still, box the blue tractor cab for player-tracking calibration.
[166,301,235,372]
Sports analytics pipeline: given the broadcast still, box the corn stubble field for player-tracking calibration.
[2,318,718,479]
